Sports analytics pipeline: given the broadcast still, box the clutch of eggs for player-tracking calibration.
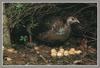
[51,48,82,57]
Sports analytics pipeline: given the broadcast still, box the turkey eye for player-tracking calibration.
[72,18,74,20]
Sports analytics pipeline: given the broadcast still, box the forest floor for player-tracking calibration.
[3,38,97,65]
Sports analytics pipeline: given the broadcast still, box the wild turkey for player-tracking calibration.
[33,16,80,44]
[26,16,80,46]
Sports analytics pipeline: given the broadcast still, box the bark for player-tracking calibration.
[3,15,11,48]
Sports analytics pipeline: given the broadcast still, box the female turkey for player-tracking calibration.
[35,16,80,43]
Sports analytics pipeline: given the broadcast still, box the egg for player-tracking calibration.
[68,48,76,55]
[59,47,64,53]
[64,50,69,56]
[51,48,57,53]
[69,48,75,52]
[68,51,75,55]
[51,52,57,57]
[75,50,82,54]
[57,51,64,57]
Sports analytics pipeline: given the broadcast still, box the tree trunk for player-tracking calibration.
[3,15,11,48]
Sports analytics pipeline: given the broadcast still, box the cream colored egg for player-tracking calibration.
[57,51,63,57]
[51,48,57,53]
[68,50,75,55]
[59,48,64,53]
[64,50,69,56]
[69,48,75,52]
[68,48,76,55]
[75,50,82,54]
[51,52,57,57]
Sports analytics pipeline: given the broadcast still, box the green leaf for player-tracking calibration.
[16,4,23,9]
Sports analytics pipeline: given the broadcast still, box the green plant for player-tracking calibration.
[15,3,23,14]
[19,35,28,44]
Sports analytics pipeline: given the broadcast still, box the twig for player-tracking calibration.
[39,54,48,64]
[82,58,97,64]
[84,35,97,40]
[73,5,96,16]
[62,4,79,10]
[88,40,97,43]
[34,46,48,64]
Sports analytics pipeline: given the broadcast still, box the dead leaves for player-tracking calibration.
[79,39,96,58]
[73,60,82,64]
[4,47,18,54]
[6,57,12,61]
[3,38,96,65]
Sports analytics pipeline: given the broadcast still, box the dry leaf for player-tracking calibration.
[80,39,88,51]
[73,60,82,64]
[6,57,12,61]
[88,46,96,53]
[34,46,39,51]
[6,48,17,53]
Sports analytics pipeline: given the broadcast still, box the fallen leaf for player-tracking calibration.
[6,57,12,61]
[6,48,17,53]
[73,60,82,64]
[34,46,39,51]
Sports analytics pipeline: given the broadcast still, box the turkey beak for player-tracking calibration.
[76,19,80,23]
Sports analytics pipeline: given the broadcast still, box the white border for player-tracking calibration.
[0,0,100,68]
